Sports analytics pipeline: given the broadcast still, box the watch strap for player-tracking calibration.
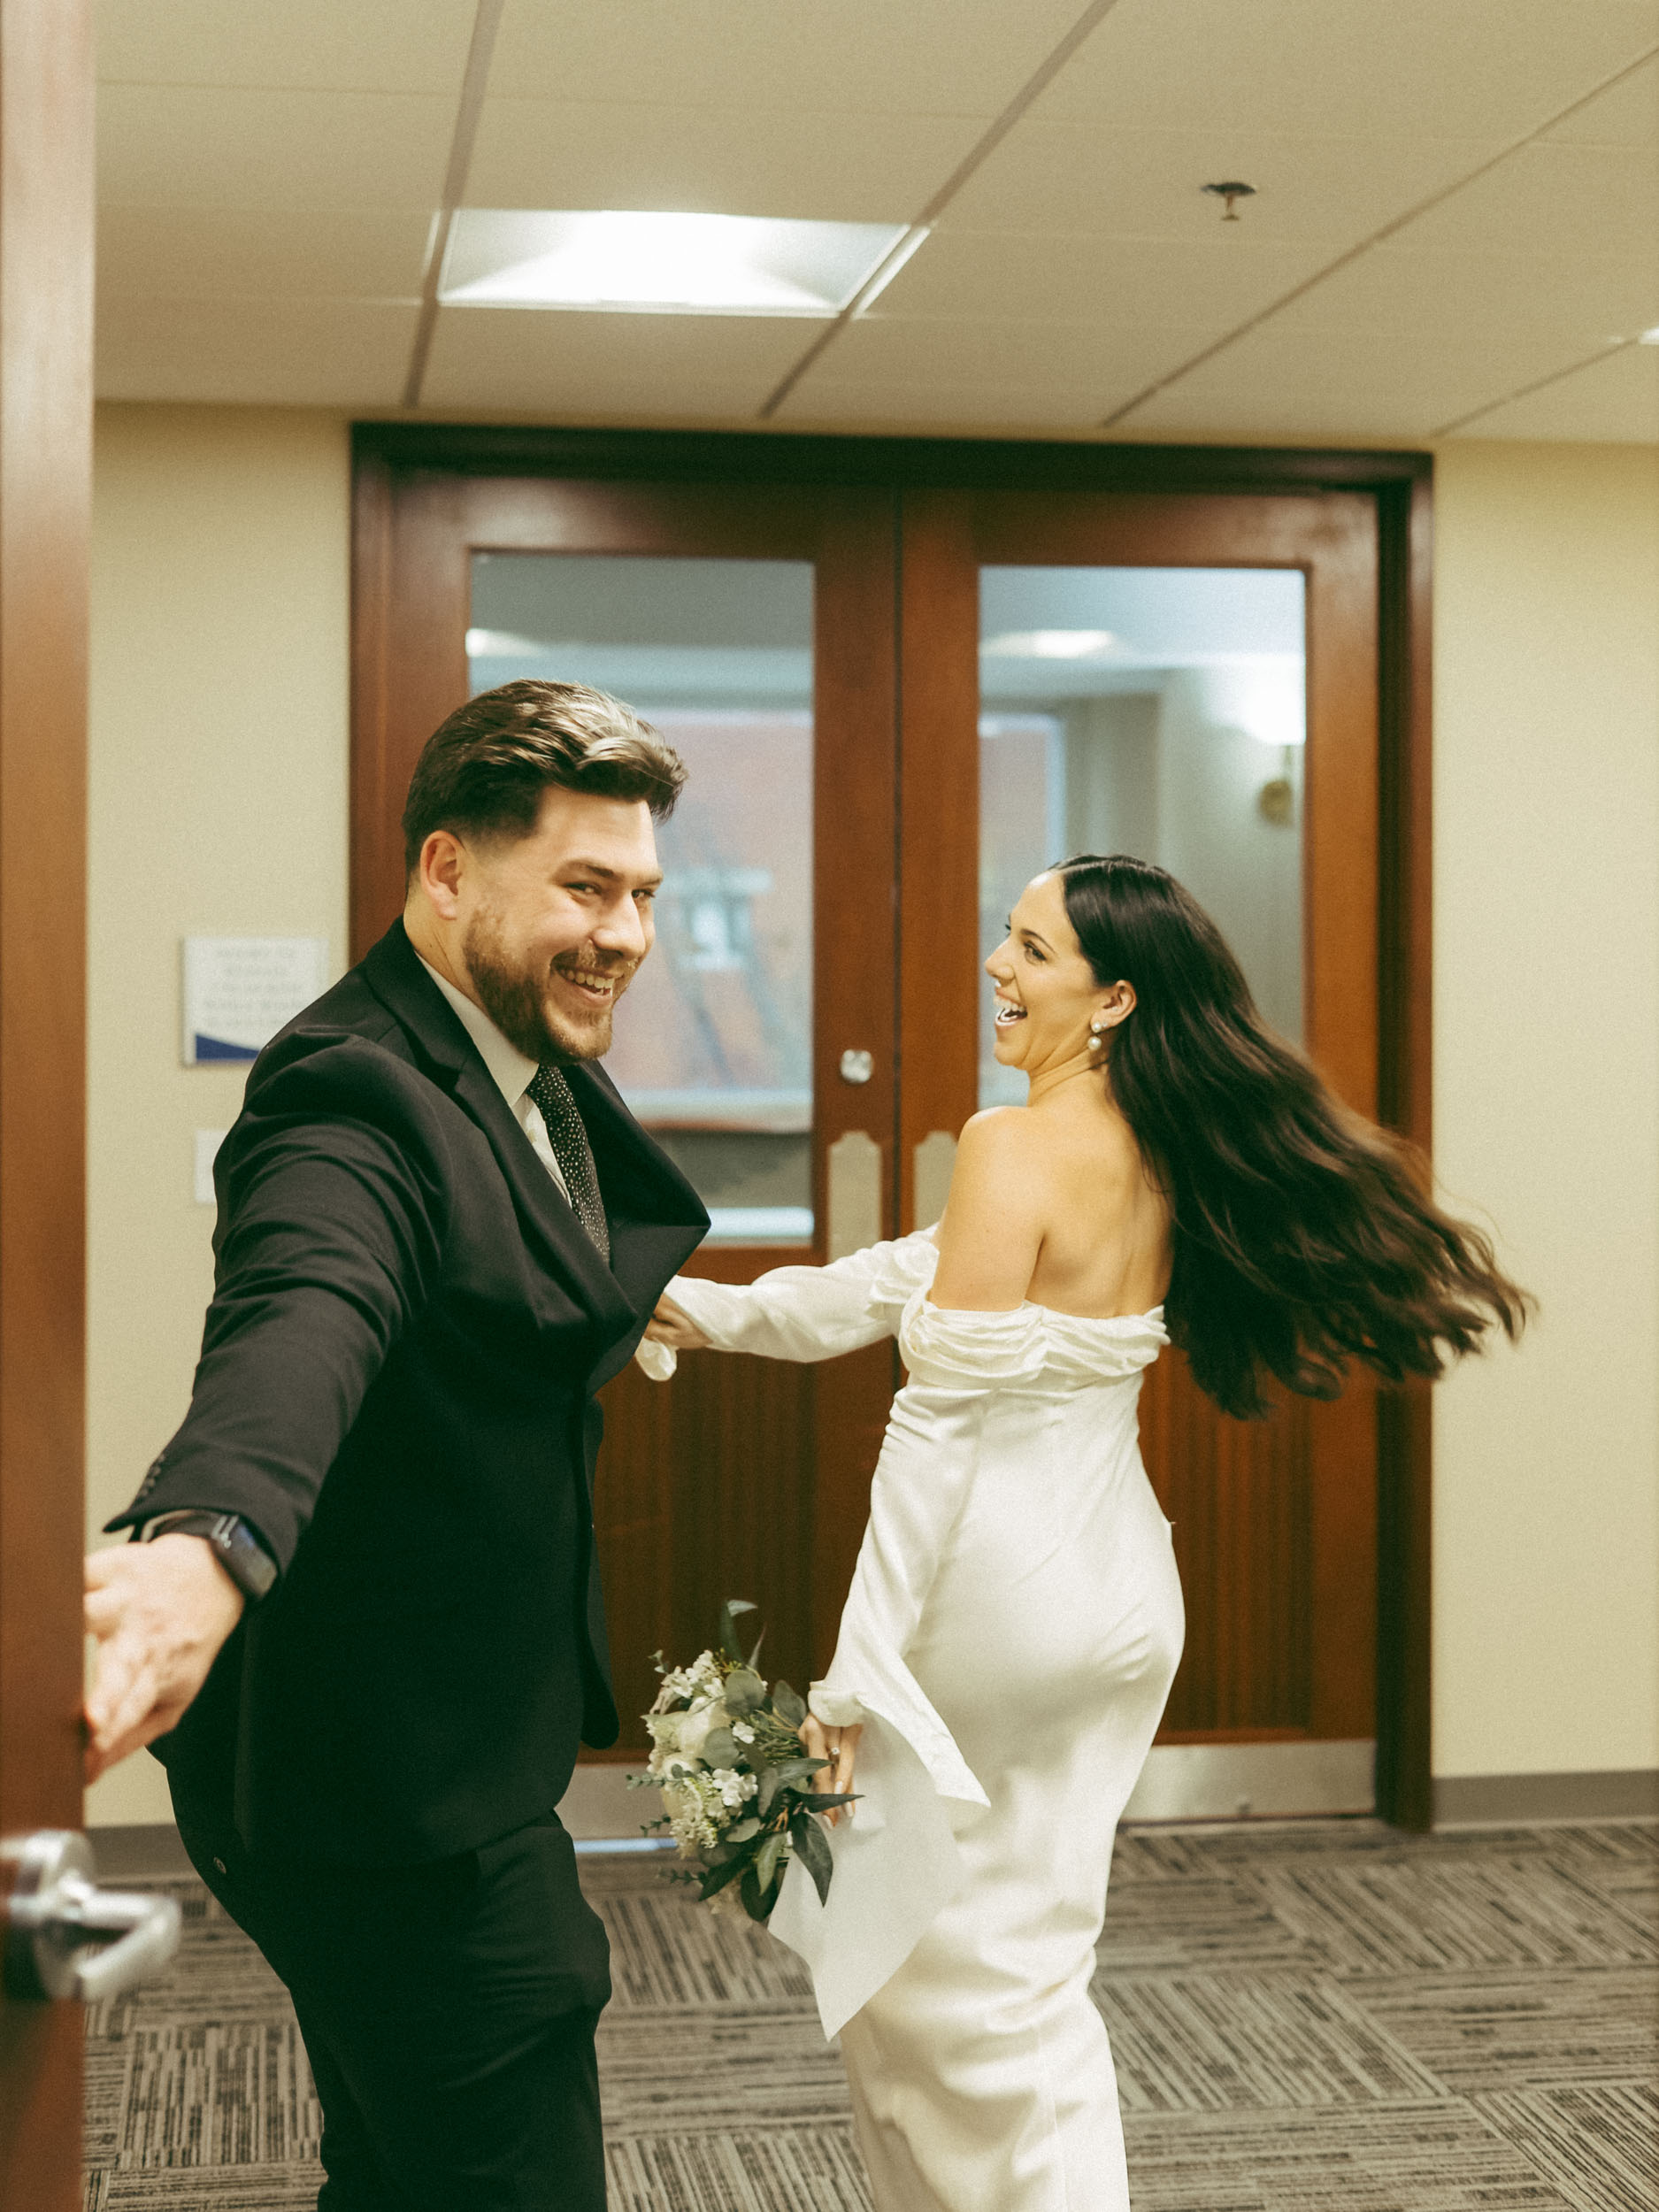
[137,1509,278,1602]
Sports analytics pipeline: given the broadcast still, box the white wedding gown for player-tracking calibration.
[655,1232,1185,2212]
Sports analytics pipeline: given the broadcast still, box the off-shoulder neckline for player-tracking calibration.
[919,1295,1166,1330]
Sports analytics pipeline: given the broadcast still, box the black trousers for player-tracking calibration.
[172,1779,611,2211]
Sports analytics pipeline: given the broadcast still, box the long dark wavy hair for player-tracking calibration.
[1057,854,1530,1419]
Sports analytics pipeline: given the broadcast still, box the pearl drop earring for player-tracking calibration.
[1088,1018,1108,1049]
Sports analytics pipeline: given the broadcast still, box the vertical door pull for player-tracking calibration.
[826,1130,882,1260]
[3,1830,182,2001]
[911,1130,958,1229]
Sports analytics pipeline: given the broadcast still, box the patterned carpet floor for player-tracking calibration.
[83,1817,1658,2210]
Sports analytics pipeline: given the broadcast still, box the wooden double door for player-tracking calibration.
[354,449,1387,1789]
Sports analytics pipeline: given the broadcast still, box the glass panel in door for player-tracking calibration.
[979,566,1306,1105]
[469,554,814,1244]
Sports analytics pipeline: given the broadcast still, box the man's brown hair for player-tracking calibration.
[402,680,686,875]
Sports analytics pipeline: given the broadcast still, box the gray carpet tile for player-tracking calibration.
[1471,2083,1659,2212]
[1356,1964,1659,2093]
[82,1818,1658,2211]
[1091,1970,1448,2111]
[605,2124,872,2212]
[88,2172,323,2211]
[595,2008,853,2135]
[1097,1876,1329,1975]
[595,1863,815,2009]
[1248,1853,1658,1976]
[1120,2101,1588,2212]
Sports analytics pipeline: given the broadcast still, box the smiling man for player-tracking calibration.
[84,681,709,2212]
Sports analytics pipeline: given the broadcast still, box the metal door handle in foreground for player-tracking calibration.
[3,1829,181,2001]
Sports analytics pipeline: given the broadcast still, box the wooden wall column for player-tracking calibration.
[0,0,95,2200]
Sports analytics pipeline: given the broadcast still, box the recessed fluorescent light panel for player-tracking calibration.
[441,210,917,316]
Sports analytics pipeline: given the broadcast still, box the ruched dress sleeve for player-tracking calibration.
[769,1286,1053,2039]
[638,1230,940,1373]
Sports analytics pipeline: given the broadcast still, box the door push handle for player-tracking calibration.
[3,1829,181,2001]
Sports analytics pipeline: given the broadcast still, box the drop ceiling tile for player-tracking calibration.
[99,84,452,211]
[1112,318,1601,440]
[466,99,979,222]
[1267,244,1658,344]
[95,0,479,96]
[419,306,810,414]
[1118,380,1455,442]
[96,296,417,405]
[771,378,1114,432]
[488,0,1087,115]
[96,206,432,300]
[1543,51,1659,142]
[947,122,1507,246]
[1449,342,1659,440]
[879,227,1326,326]
[1397,141,1659,258]
[1033,0,1659,142]
[818,312,1214,391]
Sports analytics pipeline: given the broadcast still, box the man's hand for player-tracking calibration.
[83,1537,246,1783]
[644,1294,710,1353]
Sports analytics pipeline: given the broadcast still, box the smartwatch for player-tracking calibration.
[137,1509,279,1602]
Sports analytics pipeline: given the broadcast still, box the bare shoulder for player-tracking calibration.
[952,1105,1048,1174]
[931,1110,1048,1308]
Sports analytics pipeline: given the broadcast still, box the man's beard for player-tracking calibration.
[462,910,632,1064]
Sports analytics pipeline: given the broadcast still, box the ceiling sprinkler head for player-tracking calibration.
[1202,180,1257,222]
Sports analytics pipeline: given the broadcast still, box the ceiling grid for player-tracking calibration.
[93,0,1659,442]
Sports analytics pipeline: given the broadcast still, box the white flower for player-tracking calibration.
[674,1700,727,1763]
[732,1721,756,1745]
[710,1767,758,1810]
[647,1690,727,1769]
[651,1649,726,1713]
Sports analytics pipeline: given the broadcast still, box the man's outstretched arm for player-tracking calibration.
[85,1042,449,1778]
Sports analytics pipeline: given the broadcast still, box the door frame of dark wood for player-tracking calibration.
[350,421,1434,1831]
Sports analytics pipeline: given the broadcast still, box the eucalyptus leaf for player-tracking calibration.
[747,1627,767,1670]
[726,1816,761,1843]
[722,1668,765,1715]
[701,1728,741,1770]
[757,1766,781,1819]
[796,1792,858,1812]
[790,1813,834,1906]
[718,1599,757,1664]
[771,1679,807,1728]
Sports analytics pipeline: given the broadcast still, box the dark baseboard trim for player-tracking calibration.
[89,1823,192,1878]
[1433,1769,1659,1827]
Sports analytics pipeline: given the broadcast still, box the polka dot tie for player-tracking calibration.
[527,1064,611,1264]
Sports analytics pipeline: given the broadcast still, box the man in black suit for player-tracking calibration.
[84,680,708,2210]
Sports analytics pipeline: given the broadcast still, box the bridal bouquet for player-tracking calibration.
[632,1600,855,1922]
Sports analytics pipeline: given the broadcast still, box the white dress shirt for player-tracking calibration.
[416,954,571,1204]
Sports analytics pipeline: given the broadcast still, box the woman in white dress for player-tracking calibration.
[648,854,1525,2212]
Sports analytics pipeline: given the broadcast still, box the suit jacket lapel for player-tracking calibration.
[362,922,707,1361]
[567,1060,709,1393]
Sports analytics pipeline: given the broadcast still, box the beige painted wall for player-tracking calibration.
[81,410,1657,1824]
[1431,441,1659,1780]
[84,405,349,1826]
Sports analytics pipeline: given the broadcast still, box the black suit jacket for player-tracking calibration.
[109,919,707,1866]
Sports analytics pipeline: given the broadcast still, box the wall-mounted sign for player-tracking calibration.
[182,936,328,1066]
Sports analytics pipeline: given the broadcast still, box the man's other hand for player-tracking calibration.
[84,1536,246,1782]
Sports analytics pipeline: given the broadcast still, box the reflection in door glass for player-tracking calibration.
[470,555,814,1242]
[979,567,1305,1108]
